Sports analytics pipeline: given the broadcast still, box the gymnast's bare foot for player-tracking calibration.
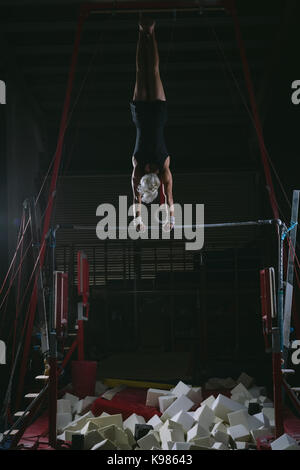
[139,16,156,35]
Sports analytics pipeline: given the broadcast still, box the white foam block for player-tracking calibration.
[124,428,136,447]
[261,408,274,429]
[228,410,250,430]
[231,394,247,405]
[158,395,176,413]
[123,413,145,434]
[62,393,79,412]
[171,411,195,433]
[235,441,248,450]
[200,396,215,409]
[237,373,254,389]
[160,427,184,444]
[172,381,192,398]
[146,388,173,408]
[99,424,130,448]
[84,430,104,450]
[271,433,300,450]
[75,396,97,414]
[251,427,273,443]
[228,424,250,442]
[57,399,72,414]
[186,387,202,405]
[147,414,163,430]
[193,405,215,431]
[90,413,123,429]
[91,438,117,450]
[192,436,215,448]
[62,411,94,432]
[211,421,229,446]
[187,423,210,442]
[137,431,161,450]
[57,412,72,431]
[172,442,193,450]
[212,442,228,450]
[212,394,247,422]
[252,412,270,428]
[230,383,252,399]
[80,421,99,435]
[161,395,194,421]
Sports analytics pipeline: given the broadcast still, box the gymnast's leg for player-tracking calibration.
[143,20,166,102]
[132,26,149,101]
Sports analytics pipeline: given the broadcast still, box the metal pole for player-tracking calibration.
[272,327,284,438]
[58,219,277,232]
[48,228,58,448]
[83,1,225,15]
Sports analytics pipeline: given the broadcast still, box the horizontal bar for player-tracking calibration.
[57,219,280,231]
[83,1,225,16]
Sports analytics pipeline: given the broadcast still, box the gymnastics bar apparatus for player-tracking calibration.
[11,0,297,448]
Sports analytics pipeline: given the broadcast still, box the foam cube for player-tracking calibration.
[90,413,123,429]
[134,424,153,441]
[187,423,210,442]
[271,433,300,450]
[147,414,163,430]
[171,411,195,432]
[228,410,250,429]
[62,393,79,412]
[192,436,215,448]
[123,413,145,434]
[200,395,215,409]
[137,431,161,450]
[99,424,130,448]
[172,443,193,450]
[231,394,247,405]
[193,405,215,431]
[237,373,254,389]
[252,412,270,428]
[231,383,252,399]
[62,411,94,433]
[212,442,228,450]
[57,399,72,414]
[91,439,117,450]
[146,388,173,408]
[186,387,202,405]
[172,381,192,398]
[84,430,104,450]
[161,428,184,444]
[235,441,248,450]
[124,428,136,447]
[57,412,72,431]
[212,394,247,422]
[75,396,97,414]
[80,421,99,435]
[251,427,273,443]
[158,395,176,413]
[228,424,250,442]
[211,422,230,446]
[161,395,194,421]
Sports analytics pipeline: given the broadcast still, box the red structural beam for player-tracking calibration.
[15,9,88,411]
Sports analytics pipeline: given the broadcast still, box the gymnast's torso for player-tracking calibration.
[130,99,169,171]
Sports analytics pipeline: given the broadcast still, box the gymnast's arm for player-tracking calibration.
[161,157,174,219]
[131,156,142,221]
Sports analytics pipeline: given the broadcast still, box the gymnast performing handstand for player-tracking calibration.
[130,17,174,232]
